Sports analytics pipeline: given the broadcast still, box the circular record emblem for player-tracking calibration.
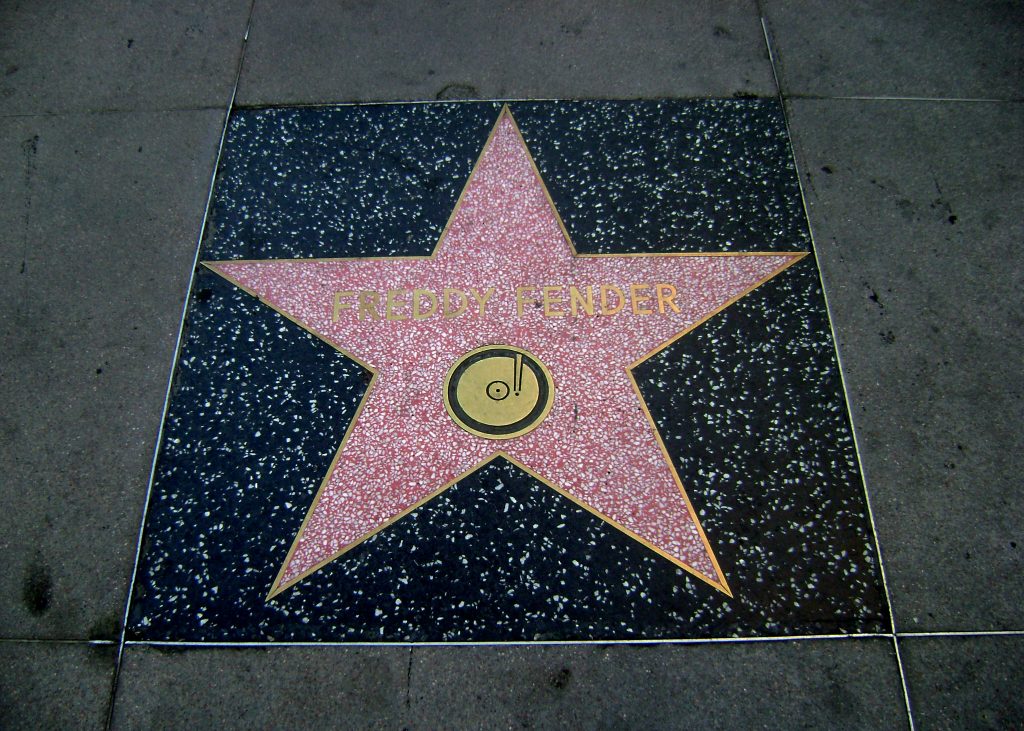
[444,345,554,440]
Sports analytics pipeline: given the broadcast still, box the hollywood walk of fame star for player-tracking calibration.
[206,107,806,599]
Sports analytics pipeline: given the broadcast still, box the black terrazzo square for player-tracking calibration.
[128,100,888,641]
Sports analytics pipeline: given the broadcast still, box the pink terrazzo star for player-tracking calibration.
[207,107,806,599]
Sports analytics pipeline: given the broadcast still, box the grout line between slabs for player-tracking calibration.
[3,629,1017,650]
[229,96,772,110]
[103,5,255,729]
[0,105,229,120]
[112,629,1024,645]
[1,94,1015,122]
[123,633,891,648]
[898,630,1024,639]
[760,16,916,731]
[0,638,117,646]
[786,93,1024,104]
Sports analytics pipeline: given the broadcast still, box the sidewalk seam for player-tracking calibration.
[760,14,917,731]
[102,3,256,729]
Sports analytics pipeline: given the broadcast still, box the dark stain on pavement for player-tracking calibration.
[436,83,479,100]
[23,560,53,616]
[549,667,572,690]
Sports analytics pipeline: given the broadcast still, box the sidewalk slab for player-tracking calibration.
[237,0,774,105]
[110,646,407,730]
[785,98,1024,632]
[901,635,1024,730]
[0,109,223,639]
[0,1,250,115]
[408,639,906,730]
[762,0,1024,99]
[0,642,115,730]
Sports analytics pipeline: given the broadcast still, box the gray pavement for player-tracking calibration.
[1,1,1021,729]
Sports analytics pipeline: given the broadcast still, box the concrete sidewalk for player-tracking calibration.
[1,2,1021,728]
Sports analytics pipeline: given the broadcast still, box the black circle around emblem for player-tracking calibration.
[446,347,553,438]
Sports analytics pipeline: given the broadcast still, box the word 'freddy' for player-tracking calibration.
[332,284,685,322]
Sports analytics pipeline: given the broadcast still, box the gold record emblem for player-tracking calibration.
[443,345,554,439]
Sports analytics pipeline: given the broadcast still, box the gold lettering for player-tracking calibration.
[332,290,356,322]
[630,283,653,315]
[568,285,594,316]
[385,289,409,321]
[516,285,539,317]
[467,287,495,317]
[443,288,468,319]
[599,284,624,315]
[411,289,438,320]
[357,291,381,320]
[656,283,680,314]
[542,286,565,317]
